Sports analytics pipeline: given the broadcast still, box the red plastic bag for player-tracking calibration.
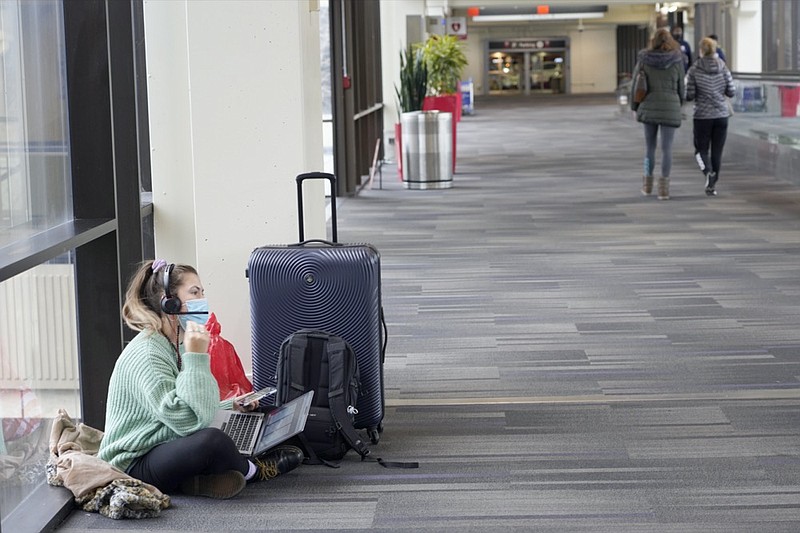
[205,313,253,401]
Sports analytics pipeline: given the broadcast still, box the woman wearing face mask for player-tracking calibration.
[97,259,303,499]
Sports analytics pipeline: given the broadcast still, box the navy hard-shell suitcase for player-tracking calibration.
[247,172,385,443]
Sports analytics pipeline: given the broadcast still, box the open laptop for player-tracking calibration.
[210,390,314,457]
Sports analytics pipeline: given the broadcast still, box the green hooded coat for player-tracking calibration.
[630,48,685,128]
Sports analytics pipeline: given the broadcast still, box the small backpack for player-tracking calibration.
[275,330,370,462]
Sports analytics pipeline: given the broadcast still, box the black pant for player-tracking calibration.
[693,117,729,179]
[126,428,249,493]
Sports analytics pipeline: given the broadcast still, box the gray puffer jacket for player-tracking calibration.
[685,56,735,119]
[631,49,685,127]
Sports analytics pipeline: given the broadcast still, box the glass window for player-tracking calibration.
[1,253,80,523]
[0,0,74,524]
[0,0,72,247]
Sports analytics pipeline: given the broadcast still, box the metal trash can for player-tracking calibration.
[404,111,453,190]
[400,111,421,184]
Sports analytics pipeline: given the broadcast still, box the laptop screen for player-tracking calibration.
[253,390,314,456]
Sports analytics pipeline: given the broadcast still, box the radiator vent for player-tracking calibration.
[0,264,79,390]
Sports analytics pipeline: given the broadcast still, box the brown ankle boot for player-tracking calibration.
[179,470,246,499]
[641,175,653,196]
[657,177,670,200]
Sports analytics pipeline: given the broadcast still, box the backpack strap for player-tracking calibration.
[287,334,310,397]
[325,338,372,458]
[325,338,418,469]
[363,455,419,469]
[295,432,341,469]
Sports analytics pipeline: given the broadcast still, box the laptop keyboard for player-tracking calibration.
[222,413,260,452]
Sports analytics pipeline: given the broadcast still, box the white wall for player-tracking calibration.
[568,27,618,94]
[144,0,326,374]
[732,0,762,72]
[460,30,486,92]
[380,0,427,155]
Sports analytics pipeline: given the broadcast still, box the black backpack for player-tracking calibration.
[275,330,370,462]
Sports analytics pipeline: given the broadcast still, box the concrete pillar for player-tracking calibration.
[731,0,762,72]
[143,0,325,372]
[380,0,427,157]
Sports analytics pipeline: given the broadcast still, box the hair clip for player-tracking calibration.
[151,259,168,273]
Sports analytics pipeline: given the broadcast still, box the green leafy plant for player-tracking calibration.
[395,46,428,116]
[421,35,468,96]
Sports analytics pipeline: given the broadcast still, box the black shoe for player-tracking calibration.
[252,445,304,481]
[704,171,718,196]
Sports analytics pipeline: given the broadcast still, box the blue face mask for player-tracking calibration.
[178,298,210,331]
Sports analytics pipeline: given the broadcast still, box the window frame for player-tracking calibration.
[0,1,152,530]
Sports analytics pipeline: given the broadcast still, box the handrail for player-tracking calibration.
[353,102,383,121]
[731,72,800,83]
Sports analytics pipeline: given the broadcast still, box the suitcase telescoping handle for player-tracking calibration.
[296,172,338,243]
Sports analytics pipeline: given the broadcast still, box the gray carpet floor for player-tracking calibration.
[56,94,800,532]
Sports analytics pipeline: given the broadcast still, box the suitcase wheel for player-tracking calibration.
[368,423,383,445]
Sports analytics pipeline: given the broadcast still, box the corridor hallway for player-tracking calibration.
[59,95,800,531]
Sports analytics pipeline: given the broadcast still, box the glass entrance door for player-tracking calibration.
[488,52,524,94]
[530,51,565,93]
[485,39,569,96]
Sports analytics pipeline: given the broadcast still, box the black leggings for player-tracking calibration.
[126,428,249,493]
[693,117,729,177]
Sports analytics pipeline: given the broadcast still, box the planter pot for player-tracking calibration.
[422,94,459,173]
[779,85,800,117]
[424,94,461,122]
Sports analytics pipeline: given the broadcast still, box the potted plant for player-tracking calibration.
[420,35,467,172]
[421,34,467,98]
[394,46,427,179]
[396,46,427,117]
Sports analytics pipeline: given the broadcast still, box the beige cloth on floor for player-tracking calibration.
[47,409,170,518]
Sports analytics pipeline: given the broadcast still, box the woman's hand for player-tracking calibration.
[233,399,259,412]
[184,321,210,353]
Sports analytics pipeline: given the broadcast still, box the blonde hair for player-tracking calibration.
[699,37,716,58]
[122,260,198,332]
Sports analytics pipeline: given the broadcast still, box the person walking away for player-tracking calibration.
[685,37,735,196]
[631,28,685,200]
[98,259,304,500]
[708,34,726,63]
[671,26,693,72]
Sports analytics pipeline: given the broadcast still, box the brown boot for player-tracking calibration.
[179,470,246,499]
[657,177,670,200]
[641,175,654,196]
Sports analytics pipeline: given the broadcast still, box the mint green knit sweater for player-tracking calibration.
[98,329,233,471]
